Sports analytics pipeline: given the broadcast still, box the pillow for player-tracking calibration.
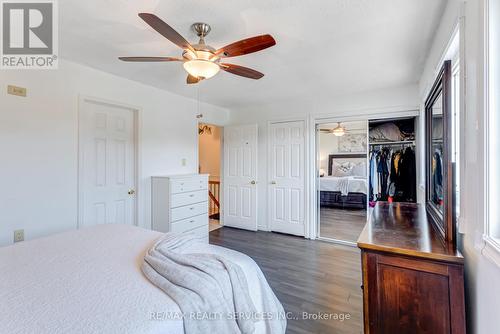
[351,161,367,177]
[332,161,354,177]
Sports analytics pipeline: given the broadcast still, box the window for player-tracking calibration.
[486,0,500,257]
[451,60,460,218]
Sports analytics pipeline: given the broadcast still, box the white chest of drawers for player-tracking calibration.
[151,174,209,241]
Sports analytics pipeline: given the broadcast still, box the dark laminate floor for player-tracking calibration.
[210,227,363,334]
[319,208,367,243]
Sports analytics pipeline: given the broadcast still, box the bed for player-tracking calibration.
[0,224,285,334]
[320,154,368,209]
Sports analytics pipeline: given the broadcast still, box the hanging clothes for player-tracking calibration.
[398,147,416,202]
[369,151,379,202]
[432,150,443,205]
[369,145,416,203]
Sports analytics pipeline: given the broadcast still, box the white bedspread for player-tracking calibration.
[0,224,285,334]
[320,176,367,195]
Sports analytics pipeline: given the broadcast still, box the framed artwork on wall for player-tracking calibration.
[338,134,367,153]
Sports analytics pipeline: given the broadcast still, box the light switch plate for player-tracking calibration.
[7,85,27,97]
[14,229,24,243]
[181,158,187,166]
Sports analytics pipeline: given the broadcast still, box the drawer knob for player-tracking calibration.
[189,194,194,197]
[190,220,194,223]
[190,207,194,210]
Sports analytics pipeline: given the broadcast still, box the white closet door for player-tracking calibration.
[79,99,136,227]
[223,124,258,230]
[269,121,305,236]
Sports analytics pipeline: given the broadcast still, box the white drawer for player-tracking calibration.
[170,214,207,233]
[171,201,207,222]
[171,178,207,194]
[171,190,207,208]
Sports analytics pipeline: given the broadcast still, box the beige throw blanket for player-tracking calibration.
[142,233,284,334]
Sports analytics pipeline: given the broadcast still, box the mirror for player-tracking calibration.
[431,91,444,215]
[425,60,456,245]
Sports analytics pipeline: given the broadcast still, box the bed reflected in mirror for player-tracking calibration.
[317,120,368,244]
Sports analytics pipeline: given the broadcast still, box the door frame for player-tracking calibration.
[196,121,224,226]
[308,107,420,241]
[77,95,141,229]
[267,119,308,236]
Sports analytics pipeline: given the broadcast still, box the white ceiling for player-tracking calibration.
[60,0,447,110]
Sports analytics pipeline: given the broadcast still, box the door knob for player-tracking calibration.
[250,180,256,185]
[271,181,276,185]
[128,189,136,195]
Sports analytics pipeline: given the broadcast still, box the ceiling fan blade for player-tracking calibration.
[187,74,201,84]
[138,13,195,53]
[118,56,182,62]
[220,63,264,79]
[215,34,276,58]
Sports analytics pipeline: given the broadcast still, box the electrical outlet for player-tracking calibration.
[181,158,187,166]
[14,229,24,243]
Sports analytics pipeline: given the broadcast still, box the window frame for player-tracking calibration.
[484,0,500,266]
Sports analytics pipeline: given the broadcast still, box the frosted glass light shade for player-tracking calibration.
[183,60,220,79]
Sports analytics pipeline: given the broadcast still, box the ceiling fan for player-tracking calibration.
[319,123,347,137]
[319,122,368,137]
[119,13,276,84]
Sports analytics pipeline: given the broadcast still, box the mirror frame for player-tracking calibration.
[425,60,456,246]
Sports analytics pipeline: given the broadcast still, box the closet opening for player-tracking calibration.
[314,115,419,246]
[198,123,223,232]
[368,117,417,207]
[316,120,369,245]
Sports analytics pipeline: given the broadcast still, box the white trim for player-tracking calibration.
[483,236,500,268]
[483,0,500,268]
[219,126,225,227]
[312,105,419,123]
[77,95,141,229]
[317,236,357,247]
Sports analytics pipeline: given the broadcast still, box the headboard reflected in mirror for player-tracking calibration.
[328,154,367,177]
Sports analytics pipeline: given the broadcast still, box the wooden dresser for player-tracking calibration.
[357,202,465,334]
[151,174,209,241]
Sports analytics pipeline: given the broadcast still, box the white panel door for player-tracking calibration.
[269,121,305,236]
[223,124,258,230]
[79,99,136,227]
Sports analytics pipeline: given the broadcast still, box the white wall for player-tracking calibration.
[0,59,229,246]
[318,133,339,171]
[229,84,420,232]
[417,0,500,332]
[198,124,221,180]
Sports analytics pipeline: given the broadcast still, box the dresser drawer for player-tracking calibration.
[171,178,207,194]
[170,214,207,233]
[171,190,207,208]
[171,201,207,222]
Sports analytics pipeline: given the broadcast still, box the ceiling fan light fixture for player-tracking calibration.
[183,59,220,79]
[332,123,346,137]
